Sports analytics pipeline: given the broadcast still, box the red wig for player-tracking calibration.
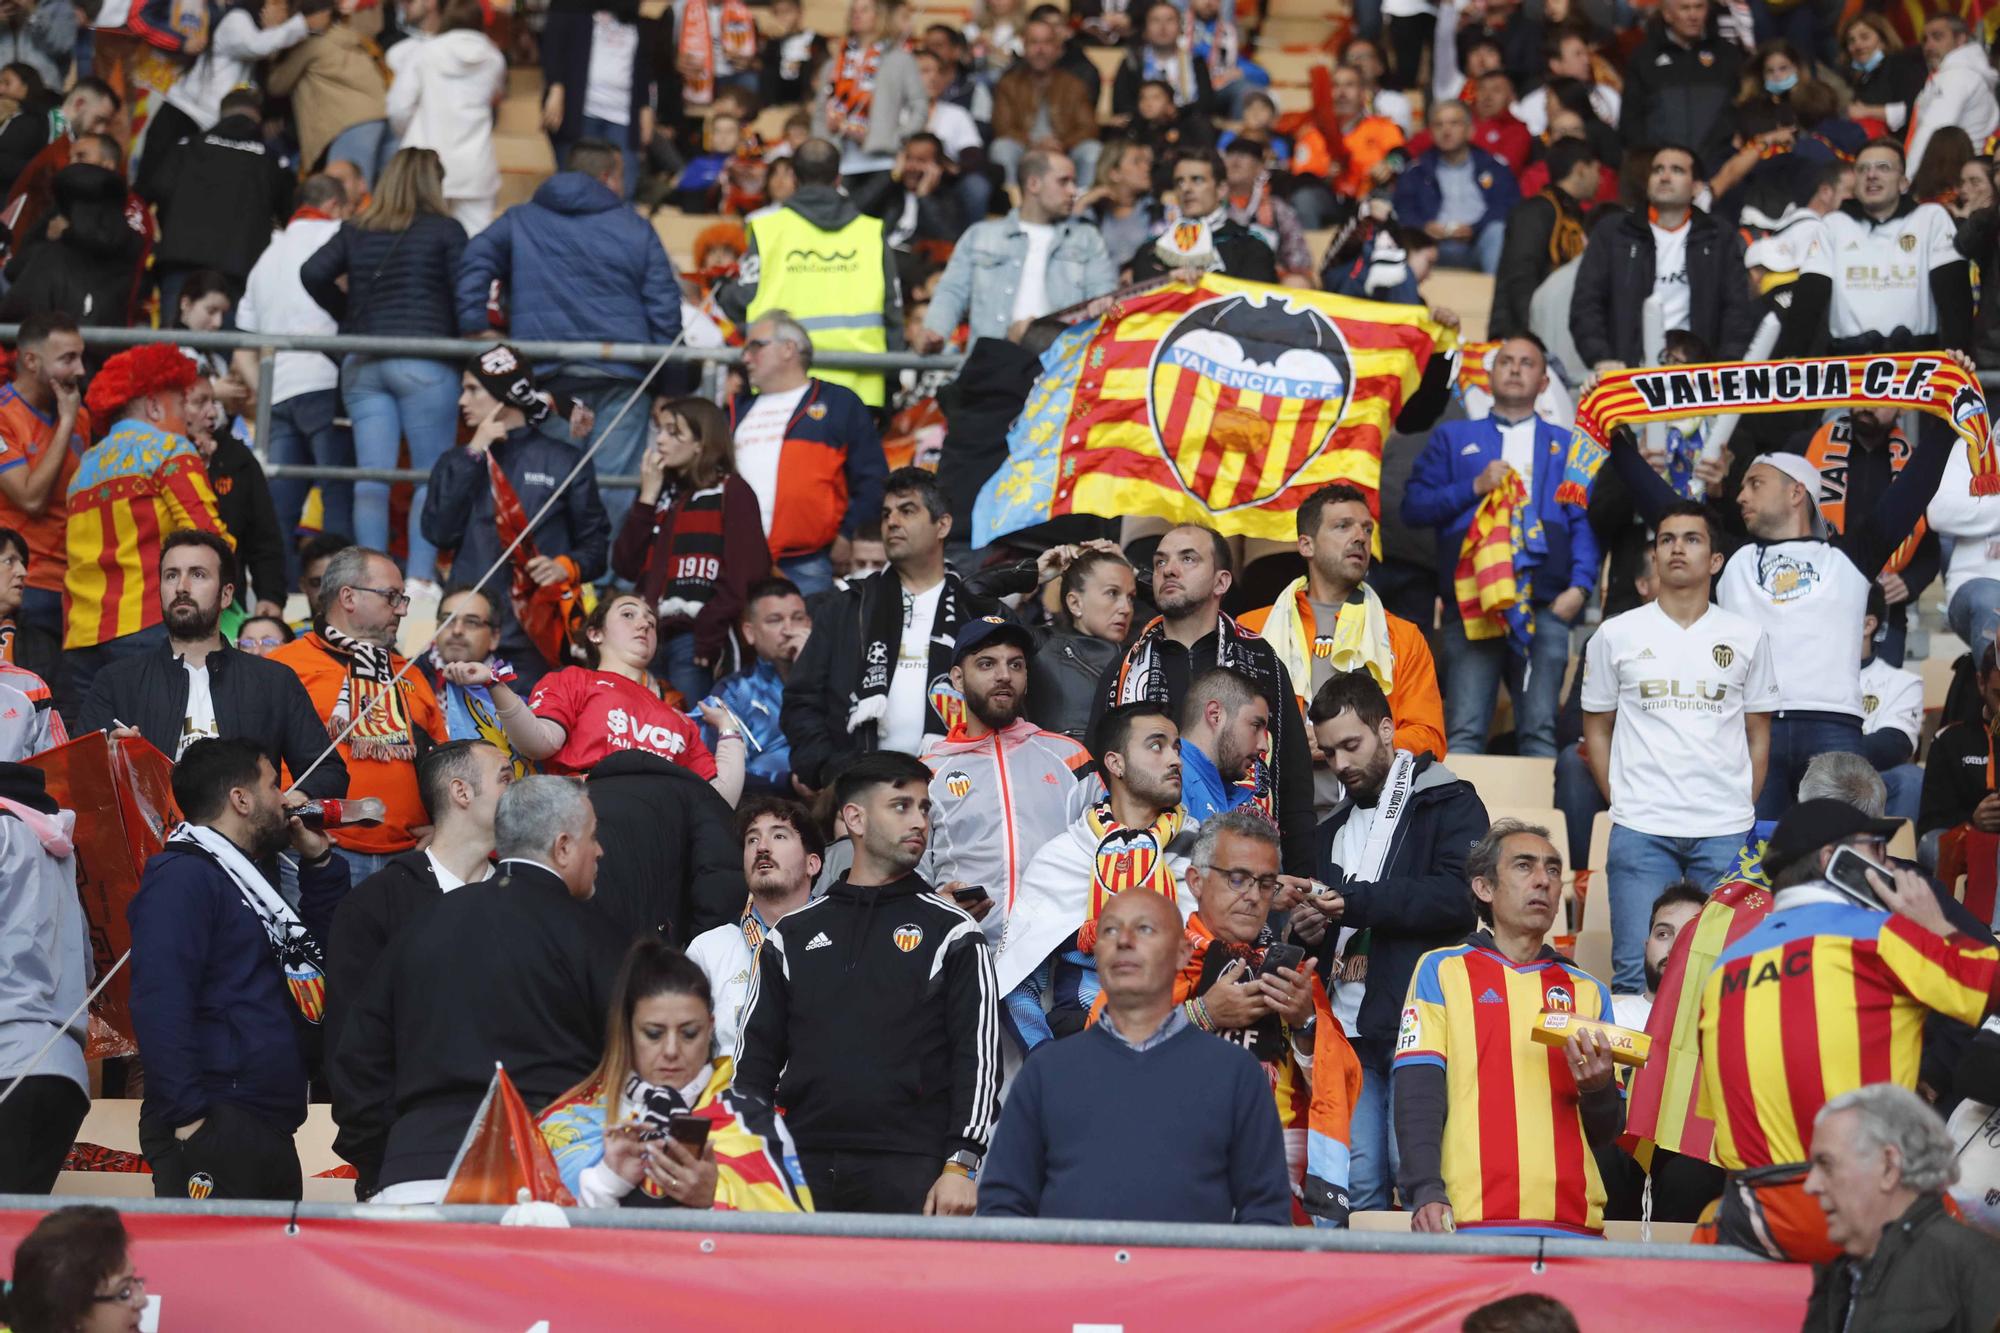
[85,344,199,421]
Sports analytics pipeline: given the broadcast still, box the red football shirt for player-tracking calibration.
[527,666,719,779]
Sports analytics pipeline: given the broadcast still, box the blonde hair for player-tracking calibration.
[355,147,450,232]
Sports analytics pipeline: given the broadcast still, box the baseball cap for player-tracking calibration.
[1747,453,1827,536]
[1760,798,1902,880]
[952,615,1035,665]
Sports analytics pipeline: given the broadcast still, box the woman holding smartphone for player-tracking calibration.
[538,939,813,1211]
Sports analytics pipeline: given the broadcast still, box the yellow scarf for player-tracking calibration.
[1258,577,1396,702]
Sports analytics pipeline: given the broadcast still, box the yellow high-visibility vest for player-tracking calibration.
[746,207,889,407]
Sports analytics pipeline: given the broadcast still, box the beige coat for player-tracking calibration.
[266,24,387,172]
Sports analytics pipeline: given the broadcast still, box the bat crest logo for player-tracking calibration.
[893,923,924,952]
[1146,291,1355,512]
[187,1171,215,1200]
[1952,383,1988,429]
[1712,643,1734,669]
[1093,828,1161,897]
[945,770,971,798]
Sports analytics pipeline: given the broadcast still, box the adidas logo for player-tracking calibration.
[1477,987,1504,1004]
[1635,648,1655,660]
[804,932,833,951]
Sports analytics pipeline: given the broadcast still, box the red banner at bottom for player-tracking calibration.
[0,1209,1812,1331]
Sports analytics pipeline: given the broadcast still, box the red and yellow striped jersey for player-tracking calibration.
[62,421,230,650]
[1397,939,1614,1235]
[1698,899,1998,1171]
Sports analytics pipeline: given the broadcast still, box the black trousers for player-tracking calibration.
[139,1100,303,1202]
[0,1075,88,1193]
[801,1148,941,1214]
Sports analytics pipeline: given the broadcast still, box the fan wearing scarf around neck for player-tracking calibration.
[419,344,609,684]
[421,585,536,777]
[442,592,746,804]
[540,938,812,1211]
[994,700,1201,1051]
[127,738,349,1197]
[1099,524,1317,877]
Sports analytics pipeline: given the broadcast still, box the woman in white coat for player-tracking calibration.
[385,0,508,234]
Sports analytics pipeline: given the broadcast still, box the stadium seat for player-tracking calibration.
[1443,754,1557,810]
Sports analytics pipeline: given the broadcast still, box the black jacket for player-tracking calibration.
[77,640,348,798]
[584,750,745,947]
[1955,207,2000,368]
[299,213,469,339]
[1111,47,1215,119]
[1804,1193,2000,1333]
[324,849,446,1086]
[1130,217,1278,284]
[1312,753,1488,1043]
[205,430,288,611]
[1617,21,1743,173]
[781,571,1009,790]
[1570,206,1756,369]
[1027,628,1121,744]
[0,163,142,327]
[329,860,627,1193]
[1918,719,1989,839]
[1491,188,1586,341]
[1848,49,1928,129]
[144,112,291,279]
[733,871,1001,1159]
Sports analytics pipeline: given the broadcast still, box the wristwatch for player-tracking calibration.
[946,1148,983,1175]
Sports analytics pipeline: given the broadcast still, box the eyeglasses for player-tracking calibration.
[742,338,773,353]
[237,635,286,650]
[1203,866,1283,898]
[92,1275,147,1306]
[445,615,494,631]
[353,586,411,612]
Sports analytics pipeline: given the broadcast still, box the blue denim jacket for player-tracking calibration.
[923,212,1118,345]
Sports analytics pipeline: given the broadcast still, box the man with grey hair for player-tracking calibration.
[918,145,1114,350]
[726,309,887,596]
[1797,750,1890,818]
[1803,1083,2000,1329]
[270,546,448,881]
[330,774,623,1202]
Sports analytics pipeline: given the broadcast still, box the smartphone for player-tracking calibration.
[1258,943,1306,978]
[1824,845,1891,911]
[666,1114,712,1151]
[951,884,991,905]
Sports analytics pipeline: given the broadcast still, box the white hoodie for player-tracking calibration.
[1907,40,2000,178]
[385,28,507,204]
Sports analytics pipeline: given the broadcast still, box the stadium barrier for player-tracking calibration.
[0,1193,1811,1331]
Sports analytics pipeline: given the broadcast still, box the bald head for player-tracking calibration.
[1096,887,1190,1008]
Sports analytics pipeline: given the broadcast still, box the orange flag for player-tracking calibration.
[441,1064,577,1207]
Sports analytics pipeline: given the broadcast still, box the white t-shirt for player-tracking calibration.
[1010,221,1057,326]
[425,848,492,893]
[1324,799,1380,1039]
[1715,539,1873,717]
[583,13,638,125]
[1497,414,1538,489]
[686,918,758,1057]
[1580,601,1780,837]
[880,579,945,755]
[730,383,810,536]
[1650,219,1693,333]
[1826,203,1961,340]
[928,100,983,164]
[1925,434,2000,600]
[1859,656,1924,748]
[178,658,219,759]
[1611,992,1653,1030]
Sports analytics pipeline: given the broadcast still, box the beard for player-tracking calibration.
[247,801,291,860]
[1643,954,1665,996]
[164,597,220,641]
[1155,585,1206,619]
[1340,746,1393,804]
[966,683,1021,731]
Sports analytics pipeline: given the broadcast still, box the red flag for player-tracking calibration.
[1621,880,1775,1162]
[487,453,585,670]
[441,1064,577,1207]
[1937,825,1999,927]
[27,731,178,1058]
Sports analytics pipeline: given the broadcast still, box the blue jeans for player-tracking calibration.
[1555,740,1606,871]
[1882,763,1923,822]
[1438,611,1573,757]
[540,372,651,528]
[1434,221,1506,275]
[560,115,640,197]
[1347,1037,1399,1212]
[778,549,834,598]
[1604,824,1744,993]
[657,630,713,705]
[62,622,167,707]
[330,847,396,883]
[1758,712,1866,820]
[265,389,355,580]
[1949,578,2000,656]
[341,356,462,581]
[325,118,390,185]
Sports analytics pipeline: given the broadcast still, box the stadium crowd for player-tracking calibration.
[5,0,2000,1325]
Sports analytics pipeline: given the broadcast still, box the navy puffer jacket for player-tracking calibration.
[300,211,468,338]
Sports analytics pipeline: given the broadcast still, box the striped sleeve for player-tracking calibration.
[1877,916,2000,1027]
[939,914,1002,1153]
[1396,948,1452,1070]
[157,451,233,543]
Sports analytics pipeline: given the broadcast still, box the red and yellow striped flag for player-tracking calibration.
[1454,470,1528,644]
[972,275,1454,544]
[1621,880,1775,1163]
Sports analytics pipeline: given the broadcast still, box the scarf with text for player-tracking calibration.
[315,624,416,762]
[824,37,890,139]
[1454,469,1541,657]
[488,451,585,670]
[642,481,730,626]
[850,572,970,739]
[1557,353,1996,506]
[679,0,758,105]
[168,821,327,1025]
[1537,188,1586,268]
[1805,417,1927,575]
[1111,611,1282,815]
[1073,800,1193,956]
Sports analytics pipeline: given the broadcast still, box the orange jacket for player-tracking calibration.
[1238,594,1446,760]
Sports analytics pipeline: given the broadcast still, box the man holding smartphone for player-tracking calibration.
[1696,799,2000,1262]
